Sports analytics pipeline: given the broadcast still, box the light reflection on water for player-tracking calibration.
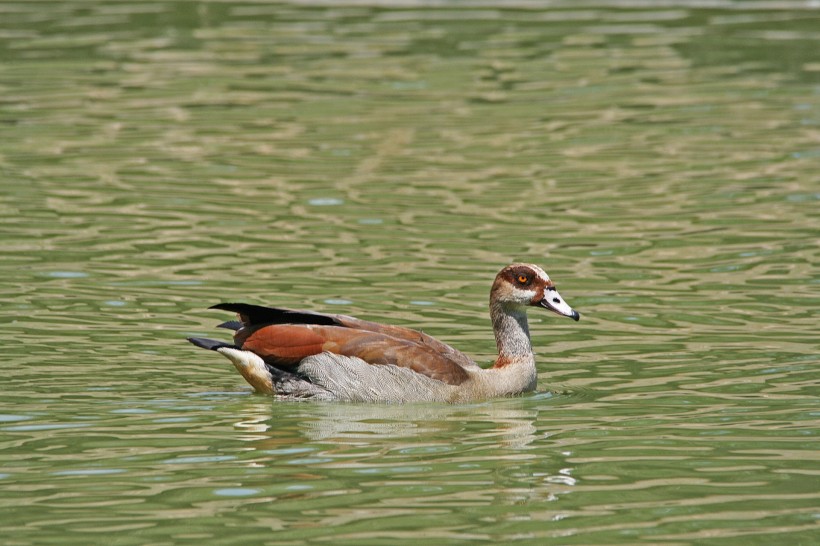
[0,1,818,544]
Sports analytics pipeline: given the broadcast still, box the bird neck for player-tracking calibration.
[490,302,534,368]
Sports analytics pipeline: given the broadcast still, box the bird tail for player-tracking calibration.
[187,337,236,351]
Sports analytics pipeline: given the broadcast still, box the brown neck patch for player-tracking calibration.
[492,355,517,369]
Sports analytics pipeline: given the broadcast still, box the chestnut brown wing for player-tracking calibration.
[332,316,479,370]
[212,302,478,371]
[241,324,470,386]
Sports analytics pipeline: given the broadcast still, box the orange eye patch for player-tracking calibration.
[517,275,528,283]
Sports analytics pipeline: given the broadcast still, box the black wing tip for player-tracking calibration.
[187,337,235,351]
[206,302,341,327]
[209,303,244,311]
[216,320,243,331]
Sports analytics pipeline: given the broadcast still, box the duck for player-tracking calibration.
[188,263,580,403]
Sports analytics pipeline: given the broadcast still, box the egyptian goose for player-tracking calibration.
[188,264,580,403]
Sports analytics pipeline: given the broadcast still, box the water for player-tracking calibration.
[1,1,818,544]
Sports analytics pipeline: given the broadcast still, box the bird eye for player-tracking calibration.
[517,275,528,284]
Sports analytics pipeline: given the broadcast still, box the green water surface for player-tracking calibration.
[0,1,818,544]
